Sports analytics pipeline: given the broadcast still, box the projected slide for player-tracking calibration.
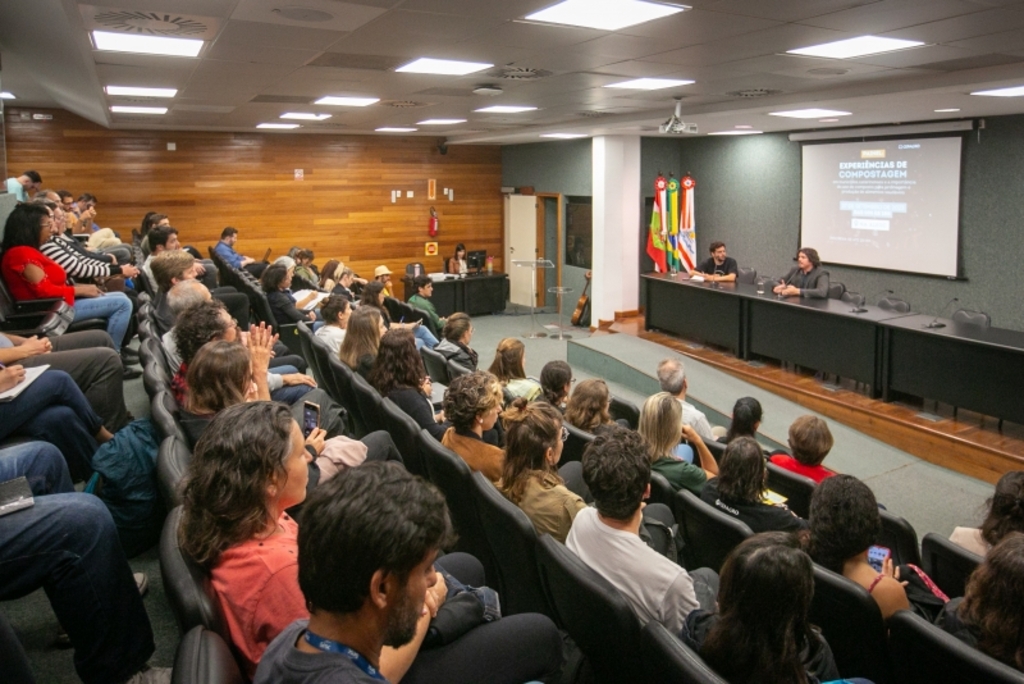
[801,137,962,277]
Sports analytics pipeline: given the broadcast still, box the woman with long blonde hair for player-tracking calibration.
[488,337,541,401]
[638,392,718,494]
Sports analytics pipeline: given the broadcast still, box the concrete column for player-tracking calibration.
[591,135,641,325]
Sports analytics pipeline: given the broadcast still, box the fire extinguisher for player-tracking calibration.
[428,206,439,237]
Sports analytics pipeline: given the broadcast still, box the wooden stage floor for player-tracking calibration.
[603,315,1024,484]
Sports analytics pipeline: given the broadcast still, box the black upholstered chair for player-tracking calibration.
[349,371,385,433]
[828,282,846,299]
[446,358,472,382]
[841,291,866,308]
[560,422,595,465]
[420,346,451,384]
[378,397,427,477]
[159,507,229,640]
[920,532,983,599]
[383,296,404,324]
[640,620,729,684]
[674,489,753,572]
[810,563,892,684]
[326,354,368,438]
[952,308,991,328]
[535,534,645,684]
[878,509,923,568]
[687,436,726,463]
[152,389,187,444]
[142,359,171,401]
[877,296,911,313]
[295,321,324,389]
[609,395,640,429]
[470,470,554,618]
[648,471,677,513]
[171,626,244,684]
[157,435,191,510]
[736,267,757,284]
[765,461,816,519]
[889,609,1024,684]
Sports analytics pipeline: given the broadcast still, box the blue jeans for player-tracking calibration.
[73,292,133,352]
[414,324,439,350]
[0,441,73,495]
[0,493,155,684]
[0,370,104,481]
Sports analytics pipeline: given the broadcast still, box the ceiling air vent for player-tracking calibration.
[486,66,553,81]
[380,100,431,108]
[726,88,783,98]
[80,5,221,39]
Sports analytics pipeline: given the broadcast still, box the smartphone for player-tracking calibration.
[302,401,320,438]
[867,545,891,572]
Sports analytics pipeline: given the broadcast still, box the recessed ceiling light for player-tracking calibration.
[417,118,467,125]
[257,123,301,129]
[734,124,753,129]
[92,30,203,57]
[769,108,851,119]
[396,58,493,76]
[0,91,15,100]
[110,105,167,114]
[818,118,839,122]
[707,130,763,136]
[376,127,418,132]
[314,96,379,107]
[525,0,685,32]
[281,112,332,120]
[105,86,177,98]
[541,133,588,139]
[970,85,1024,97]
[787,35,924,59]
[934,108,961,112]
[604,78,694,90]
[474,105,538,114]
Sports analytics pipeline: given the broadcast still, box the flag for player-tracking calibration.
[646,175,668,273]
[666,176,681,272]
[679,175,697,272]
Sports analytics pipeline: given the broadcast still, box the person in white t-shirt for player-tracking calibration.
[315,296,351,355]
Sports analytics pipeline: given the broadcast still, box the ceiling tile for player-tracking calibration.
[470,21,604,51]
[643,24,851,67]
[230,0,387,32]
[205,41,319,66]
[797,0,989,33]
[214,19,348,51]
[398,0,549,19]
[614,7,781,41]
[694,0,883,23]
[887,6,1024,43]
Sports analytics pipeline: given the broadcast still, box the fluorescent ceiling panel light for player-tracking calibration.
[281,112,331,120]
[474,105,537,113]
[604,77,694,90]
[707,130,763,135]
[376,127,418,132]
[769,108,851,119]
[970,85,1024,97]
[257,123,301,129]
[541,133,588,139]
[110,105,167,114]
[787,35,924,59]
[934,108,960,112]
[92,30,203,57]
[314,96,379,107]
[0,91,15,99]
[417,118,466,125]
[105,86,177,98]
[396,58,493,75]
[525,0,685,32]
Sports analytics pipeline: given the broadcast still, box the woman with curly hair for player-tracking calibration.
[338,306,385,378]
[683,532,840,684]
[564,378,617,433]
[940,533,1024,672]
[369,328,447,440]
[638,392,718,494]
[500,399,587,543]
[809,475,910,620]
[488,337,541,401]
[539,360,572,411]
[950,471,1024,556]
[359,280,439,350]
[441,371,506,482]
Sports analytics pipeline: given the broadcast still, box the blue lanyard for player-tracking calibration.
[303,629,386,681]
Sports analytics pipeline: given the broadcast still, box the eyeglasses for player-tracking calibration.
[560,425,569,442]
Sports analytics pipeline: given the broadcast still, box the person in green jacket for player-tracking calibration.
[409,274,445,332]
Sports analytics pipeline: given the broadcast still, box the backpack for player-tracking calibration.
[85,419,164,557]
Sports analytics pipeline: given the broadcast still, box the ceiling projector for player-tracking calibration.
[660,100,698,135]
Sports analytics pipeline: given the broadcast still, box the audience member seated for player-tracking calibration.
[769,415,838,484]
[488,337,542,401]
[1,330,132,430]
[564,378,620,433]
[319,261,364,300]
[213,226,266,277]
[408,274,446,332]
[0,444,167,684]
[682,532,842,684]
[440,371,505,482]
[373,264,395,298]
[150,249,250,338]
[361,280,439,350]
[261,263,319,329]
[339,306,385,379]
[723,396,763,444]
[369,329,447,440]
[701,437,808,534]
[138,211,169,256]
[809,475,911,620]
[1,203,134,356]
[656,357,717,441]
[318,259,341,292]
[313,295,350,355]
[499,398,587,543]
[0,365,114,482]
[638,392,718,494]
[949,471,1024,557]
[435,312,478,370]
[293,249,317,285]
[940,533,1024,673]
[253,460,563,684]
[538,360,572,411]
[567,427,719,634]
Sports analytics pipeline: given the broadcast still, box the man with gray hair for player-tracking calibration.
[656,358,716,441]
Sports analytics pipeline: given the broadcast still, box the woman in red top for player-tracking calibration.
[768,415,837,484]
[1,203,133,354]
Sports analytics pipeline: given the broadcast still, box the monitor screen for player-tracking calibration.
[467,250,487,271]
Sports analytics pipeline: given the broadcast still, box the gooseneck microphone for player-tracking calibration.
[852,289,893,314]
[923,297,959,329]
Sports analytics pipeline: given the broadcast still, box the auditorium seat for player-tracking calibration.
[295,322,324,388]
[326,354,369,438]
[560,422,595,465]
[878,296,911,313]
[171,626,244,684]
[841,291,866,308]
[765,461,816,519]
[674,489,753,572]
[736,267,757,284]
[648,471,677,513]
[828,282,846,299]
[878,509,923,568]
[640,621,729,684]
[157,435,191,510]
[378,397,428,477]
[159,506,229,640]
[446,358,472,382]
[420,346,451,384]
[920,532,983,599]
[349,370,385,434]
[152,389,187,444]
[609,395,640,429]
[952,308,991,328]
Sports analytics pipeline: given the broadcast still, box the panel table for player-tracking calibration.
[402,274,508,317]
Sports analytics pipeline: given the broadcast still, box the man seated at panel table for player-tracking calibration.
[691,241,738,283]
[773,246,830,299]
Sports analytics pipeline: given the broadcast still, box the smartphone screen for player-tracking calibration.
[302,402,320,438]
[867,545,891,572]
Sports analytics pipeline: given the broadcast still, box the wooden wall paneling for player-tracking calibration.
[5,108,504,280]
